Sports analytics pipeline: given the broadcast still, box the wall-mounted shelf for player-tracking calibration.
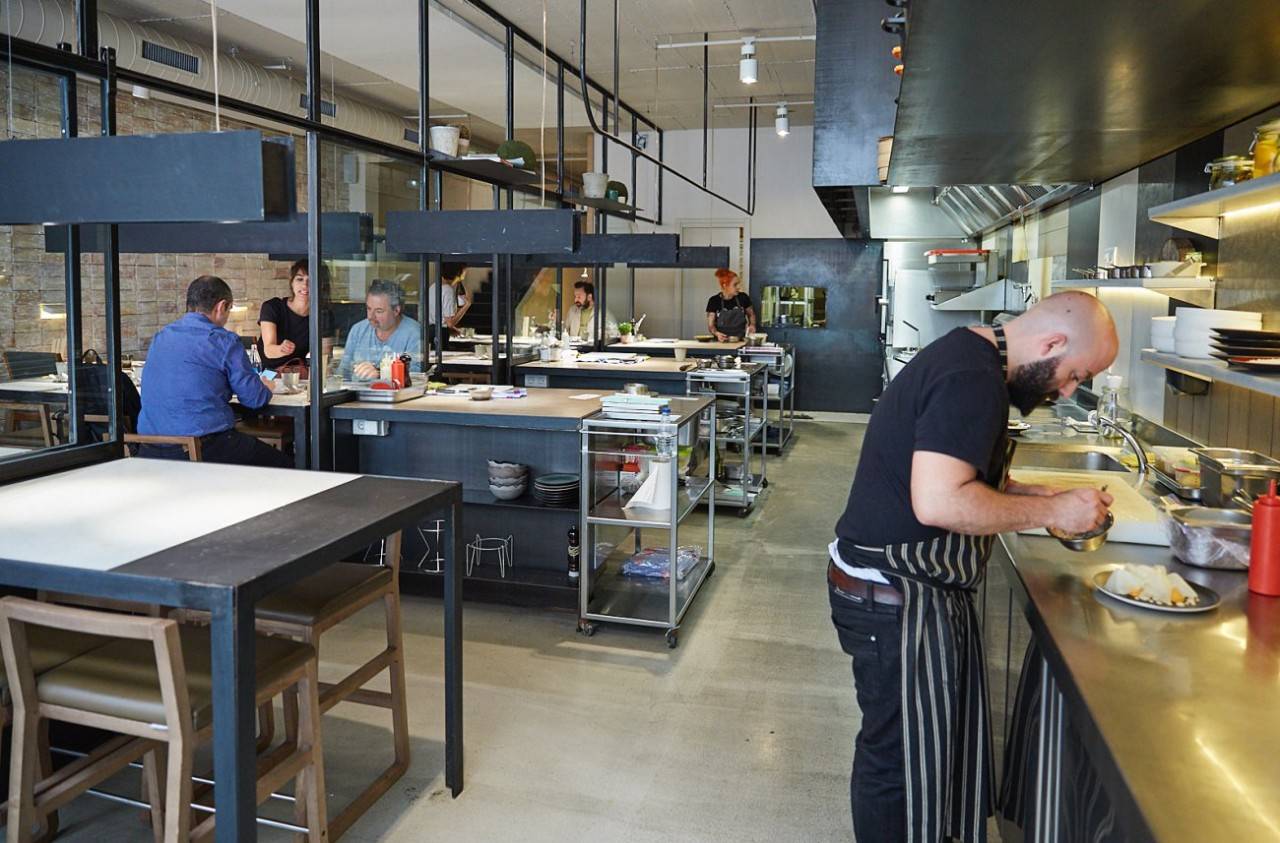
[1147,171,1280,239]
[562,193,640,220]
[1140,349,1280,399]
[1050,277,1216,308]
[931,278,1024,312]
[429,153,539,187]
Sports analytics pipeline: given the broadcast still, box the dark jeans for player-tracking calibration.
[138,428,292,468]
[829,578,905,843]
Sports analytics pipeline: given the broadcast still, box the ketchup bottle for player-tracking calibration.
[390,356,407,390]
[1249,480,1280,596]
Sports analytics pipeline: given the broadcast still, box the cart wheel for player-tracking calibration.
[577,621,596,637]
[665,630,679,649]
[737,507,750,518]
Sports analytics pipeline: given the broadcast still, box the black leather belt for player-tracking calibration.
[828,561,904,607]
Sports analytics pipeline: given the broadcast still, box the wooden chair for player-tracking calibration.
[0,402,54,448]
[123,433,203,461]
[234,416,293,452]
[254,531,409,841]
[0,597,329,842]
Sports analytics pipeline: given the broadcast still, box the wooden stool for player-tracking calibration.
[124,433,203,461]
[235,417,293,452]
[0,597,328,842]
[254,531,408,841]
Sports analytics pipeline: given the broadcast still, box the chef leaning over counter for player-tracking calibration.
[828,291,1118,843]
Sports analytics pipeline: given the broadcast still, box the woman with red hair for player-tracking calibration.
[705,268,757,341]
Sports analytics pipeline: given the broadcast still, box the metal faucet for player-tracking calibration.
[1087,409,1149,476]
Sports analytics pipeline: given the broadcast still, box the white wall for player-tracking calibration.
[609,125,839,337]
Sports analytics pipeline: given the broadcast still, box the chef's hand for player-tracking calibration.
[714,331,729,342]
[278,340,296,356]
[1049,488,1114,534]
[353,361,380,380]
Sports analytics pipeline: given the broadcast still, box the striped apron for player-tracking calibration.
[843,325,1014,842]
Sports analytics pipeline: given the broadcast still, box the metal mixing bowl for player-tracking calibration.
[1050,511,1115,552]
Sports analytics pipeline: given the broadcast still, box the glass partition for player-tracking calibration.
[760,285,828,329]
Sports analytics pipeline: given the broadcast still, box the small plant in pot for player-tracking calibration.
[618,321,634,343]
[456,124,471,156]
[496,139,537,170]
[606,180,629,204]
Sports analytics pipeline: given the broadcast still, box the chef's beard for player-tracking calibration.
[1008,355,1063,416]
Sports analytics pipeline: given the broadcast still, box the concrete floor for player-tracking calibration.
[47,419,867,842]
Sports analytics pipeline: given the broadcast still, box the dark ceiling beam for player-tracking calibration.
[42,213,371,257]
[387,209,579,255]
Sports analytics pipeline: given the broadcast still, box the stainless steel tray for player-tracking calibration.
[1151,466,1202,501]
[353,385,425,403]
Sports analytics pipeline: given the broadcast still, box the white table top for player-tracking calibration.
[0,378,67,394]
[0,446,35,458]
[0,459,356,571]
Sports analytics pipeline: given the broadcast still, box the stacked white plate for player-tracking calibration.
[1151,316,1176,353]
[1173,308,1262,359]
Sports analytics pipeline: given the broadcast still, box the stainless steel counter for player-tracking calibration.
[993,435,1280,841]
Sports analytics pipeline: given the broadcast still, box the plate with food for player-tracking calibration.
[1092,564,1219,613]
[1007,420,1032,436]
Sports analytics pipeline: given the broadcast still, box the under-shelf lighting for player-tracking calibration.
[739,40,758,85]
[39,303,66,320]
[892,185,910,194]
[774,104,789,137]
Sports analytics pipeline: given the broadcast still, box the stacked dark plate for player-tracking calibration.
[533,473,579,506]
[1210,328,1280,372]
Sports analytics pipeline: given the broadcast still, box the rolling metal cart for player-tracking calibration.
[686,362,768,515]
[741,344,796,453]
[577,395,717,648]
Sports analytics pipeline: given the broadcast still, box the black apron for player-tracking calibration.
[713,295,748,337]
[841,325,1014,843]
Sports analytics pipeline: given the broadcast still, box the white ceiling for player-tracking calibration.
[99,0,814,132]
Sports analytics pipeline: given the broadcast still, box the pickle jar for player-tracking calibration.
[1251,120,1280,178]
[1205,155,1254,190]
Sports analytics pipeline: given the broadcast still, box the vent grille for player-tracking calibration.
[299,95,338,118]
[140,41,200,74]
[403,128,420,144]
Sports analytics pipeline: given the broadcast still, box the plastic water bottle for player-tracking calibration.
[656,405,678,462]
[248,343,262,372]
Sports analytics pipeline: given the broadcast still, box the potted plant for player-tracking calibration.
[456,124,471,156]
[606,180,629,204]
[618,321,634,343]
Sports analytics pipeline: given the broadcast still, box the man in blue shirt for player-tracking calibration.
[342,279,422,380]
[137,275,290,467]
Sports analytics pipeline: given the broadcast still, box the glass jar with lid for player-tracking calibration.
[1250,119,1280,178]
[1205,155,1254,190]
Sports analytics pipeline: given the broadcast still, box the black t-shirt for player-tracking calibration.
[705,292,752,314]
[836,328,1010,547]
[257,297,310,369]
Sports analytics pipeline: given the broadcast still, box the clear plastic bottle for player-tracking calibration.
[248,342,262,372]
[1098,372,1124,439]
[655,405,678,462]
[379,351,394,382]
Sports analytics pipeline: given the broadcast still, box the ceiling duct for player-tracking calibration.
[932,184,1084,238]
[3,0,411,150]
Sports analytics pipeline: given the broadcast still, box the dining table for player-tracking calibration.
[0,457,464,842]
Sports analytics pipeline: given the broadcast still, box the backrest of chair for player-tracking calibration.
[1,350,58,380]
[0,596,192,734]
[0,401,54,446]
[123,433,202,461]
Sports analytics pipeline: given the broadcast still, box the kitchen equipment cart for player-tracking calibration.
[740,343,796,453]
[577,395,717,648]
[686,363,769,515]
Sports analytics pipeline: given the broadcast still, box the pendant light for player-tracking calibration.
[739,39,758,85]
[774,104,790,138]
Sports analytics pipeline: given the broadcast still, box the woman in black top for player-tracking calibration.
[705,268,756,341]
[258,259,327,369]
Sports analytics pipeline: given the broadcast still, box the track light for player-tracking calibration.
[892,185,910,194]
[739,40,758,85]
[774,104,789,137]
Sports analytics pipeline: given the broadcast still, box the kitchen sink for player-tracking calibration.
[1012,449,1130,472]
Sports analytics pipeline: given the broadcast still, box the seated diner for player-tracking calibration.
[341,279,422,380]
[136,275,289,467]
[257,258,332,371]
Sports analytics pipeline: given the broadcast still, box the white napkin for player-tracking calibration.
[624,460,674,511]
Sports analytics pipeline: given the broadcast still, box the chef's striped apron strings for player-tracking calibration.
[856,324,1013,843]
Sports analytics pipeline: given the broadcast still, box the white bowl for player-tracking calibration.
[1175,339,1216,359]
[487,461,529,479]
[1153,335,1177,353]
[488,474,528,486]
[489,484,527,501]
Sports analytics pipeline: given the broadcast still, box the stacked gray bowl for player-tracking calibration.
[488,460,529,500]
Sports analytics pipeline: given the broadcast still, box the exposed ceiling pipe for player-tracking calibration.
[578,0,756,216]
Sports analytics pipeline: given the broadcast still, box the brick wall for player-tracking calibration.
[0,64,351,360]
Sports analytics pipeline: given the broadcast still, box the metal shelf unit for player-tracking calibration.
[578,395,717,648]
[687,364,768,515]
[741,344,796,453]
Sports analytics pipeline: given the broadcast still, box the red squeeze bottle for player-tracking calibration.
[390,356,406,390]
[1249,480,1280,596]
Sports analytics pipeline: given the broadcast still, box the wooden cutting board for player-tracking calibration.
[1009,469,1169,546]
